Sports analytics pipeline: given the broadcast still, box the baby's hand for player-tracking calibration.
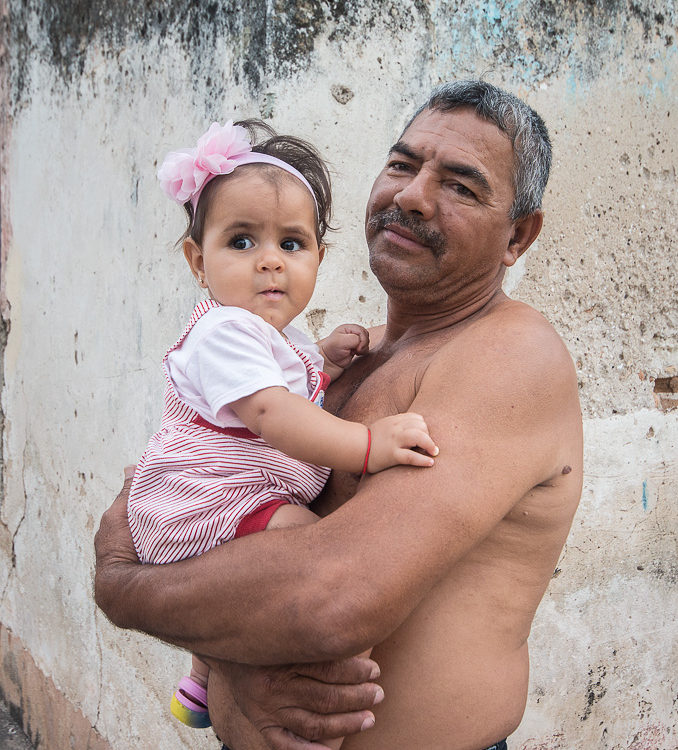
[319,323,370,373]
[366,413,439,473]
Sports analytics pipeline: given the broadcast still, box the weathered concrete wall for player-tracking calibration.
[1,1,676,748]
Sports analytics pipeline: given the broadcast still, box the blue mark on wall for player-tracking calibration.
[642,480,648,511]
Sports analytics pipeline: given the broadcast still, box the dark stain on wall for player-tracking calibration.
[6,0,675,111]
[9,0,344,106]
[580,664,607,721]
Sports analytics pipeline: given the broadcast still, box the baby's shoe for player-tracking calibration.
[170,676,211,728]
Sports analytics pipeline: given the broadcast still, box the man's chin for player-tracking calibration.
[369,251,437,294]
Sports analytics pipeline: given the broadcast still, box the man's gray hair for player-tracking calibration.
[406,80,552,220]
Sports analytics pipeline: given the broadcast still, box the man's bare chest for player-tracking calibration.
[325,347,420,423]
[311,347,422,514]
[315,326,466,514]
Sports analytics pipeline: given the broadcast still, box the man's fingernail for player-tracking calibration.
[361,715,375,731]
[433,446,439,456]
[369,663,381,679]
[373,686,385,705]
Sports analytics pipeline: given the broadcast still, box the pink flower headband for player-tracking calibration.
[157,120,318,214]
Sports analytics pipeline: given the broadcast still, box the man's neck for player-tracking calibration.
[382,284,509,346]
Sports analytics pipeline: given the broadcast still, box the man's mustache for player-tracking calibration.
[367,209,446,257]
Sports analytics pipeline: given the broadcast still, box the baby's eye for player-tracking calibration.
[280,239,302,252]
[231,236,254,250]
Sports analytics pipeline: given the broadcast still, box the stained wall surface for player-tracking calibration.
[1,1,676,748]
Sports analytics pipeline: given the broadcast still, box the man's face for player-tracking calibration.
[365,107,520,304]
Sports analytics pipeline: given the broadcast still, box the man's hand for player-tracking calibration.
[93,467,140,624]
[207,656,384,750]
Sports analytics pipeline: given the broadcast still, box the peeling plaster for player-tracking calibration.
[0,0,13,609]
[2,2,677,749]
[7,0,677,113]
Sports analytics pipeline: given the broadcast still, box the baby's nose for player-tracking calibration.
[257,246,285,271]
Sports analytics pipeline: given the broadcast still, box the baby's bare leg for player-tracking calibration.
[190,654,210,691]
[265,503,320,529]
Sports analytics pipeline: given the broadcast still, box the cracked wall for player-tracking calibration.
[1,1,677,748]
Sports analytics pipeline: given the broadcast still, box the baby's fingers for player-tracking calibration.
[410,429,439,457]
[395,421,438,457]
[397,412,430,431]
[354,327,370,355]
[395,447,436,467]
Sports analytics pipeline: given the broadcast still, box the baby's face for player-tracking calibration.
[187,168,323,332]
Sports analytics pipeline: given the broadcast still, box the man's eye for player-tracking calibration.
[232,236,254,250]
[453,183,475,198]
[387,161,412,172]
[281,239,302,252]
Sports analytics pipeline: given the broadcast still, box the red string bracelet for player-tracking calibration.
[361,428,372,476]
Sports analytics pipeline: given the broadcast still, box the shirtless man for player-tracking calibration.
[94,80,583,750]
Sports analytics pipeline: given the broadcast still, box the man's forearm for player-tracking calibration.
[96,542,321,660]
[95,483,365,662]
[95,471,428,664]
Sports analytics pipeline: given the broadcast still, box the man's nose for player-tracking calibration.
[256,244,285,272]
[393,172,435,220]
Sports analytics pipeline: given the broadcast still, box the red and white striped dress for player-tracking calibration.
[128,300,331,564]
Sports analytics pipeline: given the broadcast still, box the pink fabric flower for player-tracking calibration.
[195,122,251,174]
[157,121,252,206]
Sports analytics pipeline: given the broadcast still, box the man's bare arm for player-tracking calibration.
[95,309,580,664]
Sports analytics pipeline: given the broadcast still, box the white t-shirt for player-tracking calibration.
[164,306,325,428]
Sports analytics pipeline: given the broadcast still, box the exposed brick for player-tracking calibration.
[0,624,111,750]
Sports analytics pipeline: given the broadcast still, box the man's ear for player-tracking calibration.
[503,211,543,267]
[184,238,208,287]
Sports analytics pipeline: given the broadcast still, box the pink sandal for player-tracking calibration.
[170,676,211,728]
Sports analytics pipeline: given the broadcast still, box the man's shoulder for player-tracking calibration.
[472,296,557,334]
[429,298,576,391]
[415,298,582,492]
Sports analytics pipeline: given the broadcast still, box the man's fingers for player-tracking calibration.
[282,676,384,715]
[94,474,135,557]
[294,657,380,684]
[222,660,382,746]
[261,727,333,750]
[93,466,142,619]
[266,708,376,743]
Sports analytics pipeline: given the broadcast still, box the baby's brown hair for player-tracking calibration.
[179,119,333,247]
